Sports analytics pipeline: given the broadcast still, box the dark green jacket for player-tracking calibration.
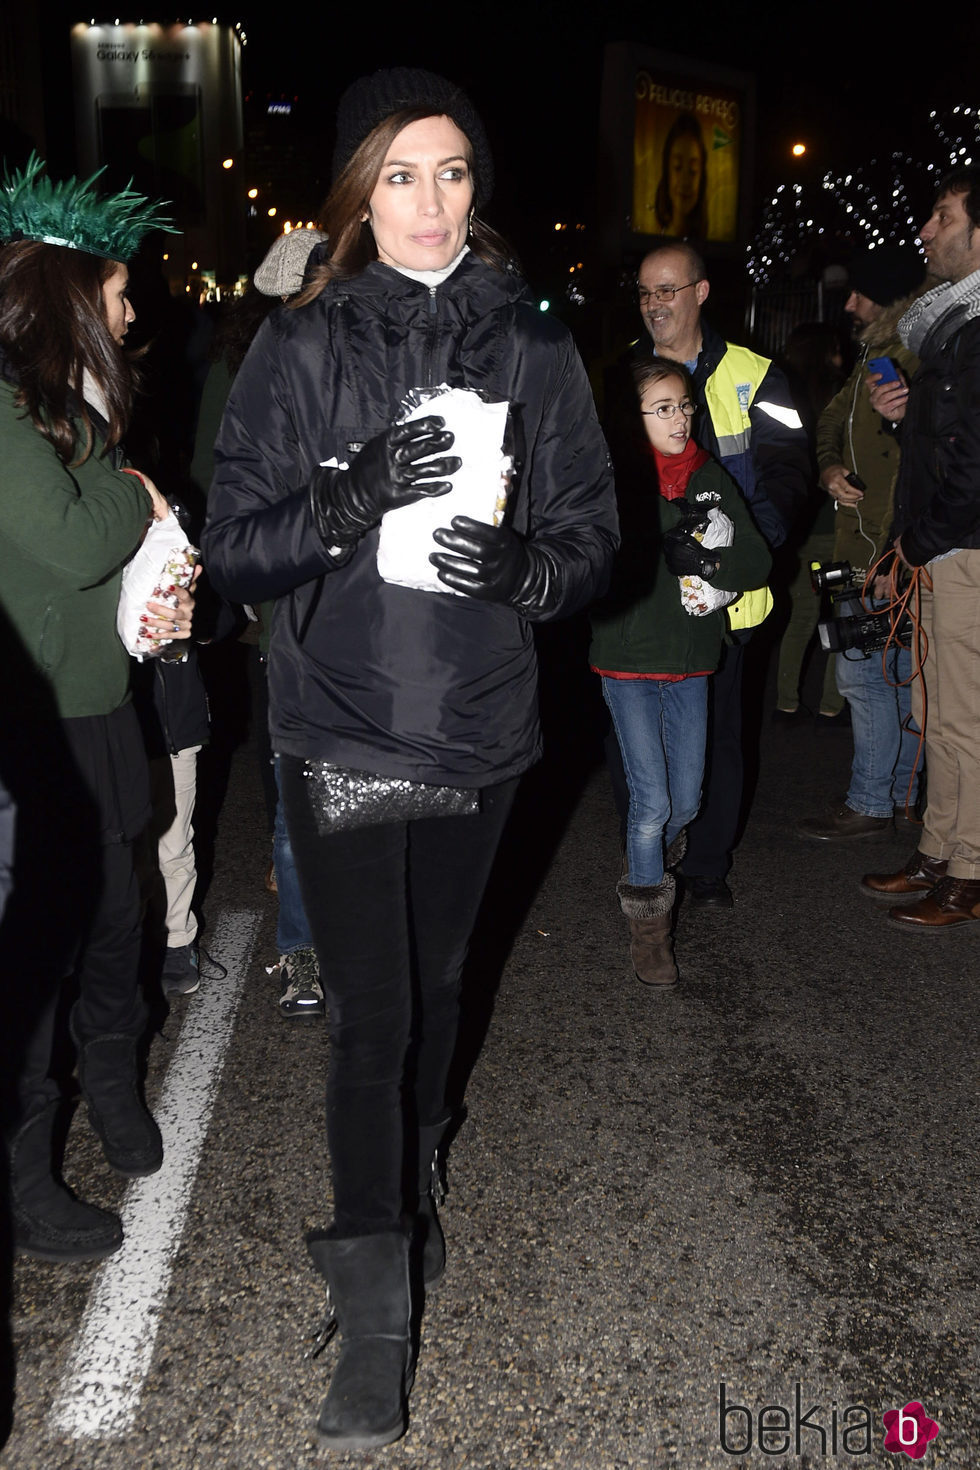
[815,296,920,572]
[589,455,770,677]
[0,381,151,718]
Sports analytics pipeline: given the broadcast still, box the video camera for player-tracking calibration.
[811,560,910,656]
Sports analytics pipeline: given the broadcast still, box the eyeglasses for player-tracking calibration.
[641,400,696,420]
[637,281,700,304]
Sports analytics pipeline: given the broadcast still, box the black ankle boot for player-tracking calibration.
[72,1026,163,1177]
[307,1231,412,1450]
[417,1119,449,1287]
[9,1102,123,1262]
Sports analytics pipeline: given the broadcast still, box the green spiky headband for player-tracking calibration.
[0,153,176,262]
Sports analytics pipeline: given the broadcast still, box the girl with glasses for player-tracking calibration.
[590,358,769,985]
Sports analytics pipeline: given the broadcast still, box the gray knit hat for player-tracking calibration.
[331,67,494,208]
[253,227,328,297]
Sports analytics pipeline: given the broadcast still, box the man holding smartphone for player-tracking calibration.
[797,248,924,841]
[861,169,980,927]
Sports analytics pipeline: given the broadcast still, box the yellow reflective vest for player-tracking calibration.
[702,345,779,631]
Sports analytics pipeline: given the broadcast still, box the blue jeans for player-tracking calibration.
[836,636,921,817]
[273,756,315,955]
[602,676,708,887]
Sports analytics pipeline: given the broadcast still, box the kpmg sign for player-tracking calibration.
[70,21,244,281]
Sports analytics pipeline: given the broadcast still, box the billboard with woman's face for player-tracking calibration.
[632,71,743,243]
[597,45,753,263]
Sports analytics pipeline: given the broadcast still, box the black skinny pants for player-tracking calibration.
[280,757,518,1236]
[0,704,148,1130]
[681,631,747,880]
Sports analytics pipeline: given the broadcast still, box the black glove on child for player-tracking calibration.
[312,416,460,548]
[661,524,720,581]
[430,516,562,618]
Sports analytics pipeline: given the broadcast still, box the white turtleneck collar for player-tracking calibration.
[386,245,470,288]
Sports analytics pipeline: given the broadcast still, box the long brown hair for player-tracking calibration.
[0,239,138,463]
[293,107,514,307]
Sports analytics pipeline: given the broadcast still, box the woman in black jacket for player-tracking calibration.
[204,68,617,1449]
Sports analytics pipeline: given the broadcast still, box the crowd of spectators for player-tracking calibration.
[3,93,980,1449]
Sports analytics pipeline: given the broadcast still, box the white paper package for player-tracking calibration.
[376,386,512,595]
[116,514,198,658]
[678,507,738,618]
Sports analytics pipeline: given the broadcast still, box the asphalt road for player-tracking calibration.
[2,646,976,1469]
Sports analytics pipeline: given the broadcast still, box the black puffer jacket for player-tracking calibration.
[892,314,980,565]
[203,253,618,785]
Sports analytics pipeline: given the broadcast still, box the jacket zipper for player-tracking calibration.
[423,286,439,387]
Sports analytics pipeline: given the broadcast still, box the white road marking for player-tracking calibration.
[48,908,262,1439]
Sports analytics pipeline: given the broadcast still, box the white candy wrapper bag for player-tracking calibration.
[678,507,738,618]
[376,385,512,595]
[117,514,199,659]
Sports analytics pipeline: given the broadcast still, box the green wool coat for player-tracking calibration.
[589,455,771,677]
[0,381,151,718]
[815,295,920,573]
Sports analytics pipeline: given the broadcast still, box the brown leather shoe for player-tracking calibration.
[861,850,947,899]
[888,876,980,930]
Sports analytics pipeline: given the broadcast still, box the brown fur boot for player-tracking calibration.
[617,874,678,987]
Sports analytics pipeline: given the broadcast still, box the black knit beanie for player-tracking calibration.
[848,246,923,308]
[332,67,494,208]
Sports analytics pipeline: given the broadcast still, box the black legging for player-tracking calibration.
[280,758,517,1236]
[0,704,148,1131]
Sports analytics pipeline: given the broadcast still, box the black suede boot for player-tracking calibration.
[307,1231,412,1450]
[9,1102,123,1263]
[417,1119,449,1288]
[72,1026,163,1177]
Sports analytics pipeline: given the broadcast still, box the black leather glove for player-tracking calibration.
[662,526,720,581]
[429,516,562,617]
[312,416,460,548]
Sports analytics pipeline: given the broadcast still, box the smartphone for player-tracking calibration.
[868,356,900,384]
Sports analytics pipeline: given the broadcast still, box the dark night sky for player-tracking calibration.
[239,3,980,234]
[23,6,980,244]
[14,3,979,328]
